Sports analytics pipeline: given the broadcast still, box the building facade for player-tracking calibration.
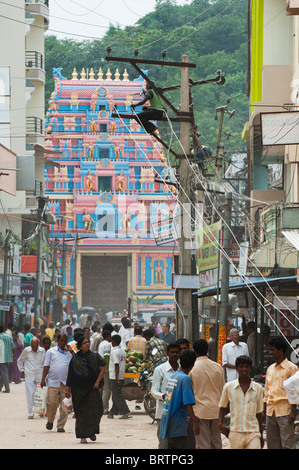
[243,0,299,276]
[44,67,178,315]
[0,1,54,324]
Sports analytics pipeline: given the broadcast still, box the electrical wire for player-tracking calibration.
[159,109,299,330]
[110,99,299,341]
[112,104,299,345]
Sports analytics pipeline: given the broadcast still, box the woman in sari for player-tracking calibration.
[8,331,23,383]
[66,335,105,444]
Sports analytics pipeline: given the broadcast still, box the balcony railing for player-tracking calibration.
[26,0,49,7]
[25,51,44,70]
[26,116,43,135]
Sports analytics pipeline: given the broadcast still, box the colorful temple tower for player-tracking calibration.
[44,67,178,314]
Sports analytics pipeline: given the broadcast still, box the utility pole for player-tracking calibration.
[2,229,11,301]
[34,196,47,322]
[177,55,194,342]
[217,191,232,364]
[215,106,226,186]
[105,50,224,344]
[49,240,58,323]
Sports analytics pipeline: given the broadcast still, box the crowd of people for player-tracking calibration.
[1,313,299,449]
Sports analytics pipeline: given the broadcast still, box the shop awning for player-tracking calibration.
[194,275,299,298]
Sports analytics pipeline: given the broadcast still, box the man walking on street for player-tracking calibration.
[17,337,46,418]
[41,333,74,432]
[0,324,15,393]
[159,323,176,345]
[218,355,264,449]
[222,328,249,381]
[189,339,225,449]
[109,334,131,419]
[264,336,298,449]
[160,349,200,449]
[143,329,167,368]
[151,342,181,448]
[98,329,112,414]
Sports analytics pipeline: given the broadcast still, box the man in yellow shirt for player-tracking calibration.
[264,336,298,449]
[45,321,55,340]
[219,355,264,449]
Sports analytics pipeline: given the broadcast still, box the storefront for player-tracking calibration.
[195,275,299,373]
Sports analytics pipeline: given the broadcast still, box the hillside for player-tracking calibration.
[45,0,248,156]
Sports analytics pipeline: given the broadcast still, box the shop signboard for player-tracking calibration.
[195,221,221,290]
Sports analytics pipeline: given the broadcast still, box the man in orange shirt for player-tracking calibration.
[189,339,225,449]
[264,336,298,449]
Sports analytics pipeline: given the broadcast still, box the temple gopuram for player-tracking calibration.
[44,67,178,314]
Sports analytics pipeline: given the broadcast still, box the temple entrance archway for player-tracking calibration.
[81,255,128,313]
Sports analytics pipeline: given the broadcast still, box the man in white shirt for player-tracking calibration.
[151,342,180,449]
[5,322,14,338]
[70,316,79,334]
[284,370,299,405]
[17,337,46,419]
[98,330,112,414]
[120,317,132,349]
[109,334,131,419]
[41,334,73,432]
[222,328,249,381]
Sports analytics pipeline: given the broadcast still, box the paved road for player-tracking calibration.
[0,381,159,450]
[1,381,233,451]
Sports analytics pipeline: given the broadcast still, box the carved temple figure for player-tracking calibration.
[87,142,94,160]
[121,211,131,231]
[45,119,53,134]
[155,261,164,284]
[116,170,125,192]
[83,207,93,231]
[114,144,120,159]
[110,119,117,134]
[86,169,94,193]
[125,91,133,109]
[90,118,98,133]
[70,90,79,109]
[90,100,96,113]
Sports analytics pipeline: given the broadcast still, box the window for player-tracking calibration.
[99,123,107,133]
[98,176,112,192]
[99,148,109,159]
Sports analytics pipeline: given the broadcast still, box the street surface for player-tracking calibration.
[0,381,159,449]
[0,381,233,451]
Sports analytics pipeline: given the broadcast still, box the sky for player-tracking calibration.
[47,0,191,41]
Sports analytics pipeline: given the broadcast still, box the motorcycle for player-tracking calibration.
[121,365,156,420]
[139,367,156,420]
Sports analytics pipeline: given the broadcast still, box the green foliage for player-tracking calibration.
[45,0,248,153]
[132,292,163,306]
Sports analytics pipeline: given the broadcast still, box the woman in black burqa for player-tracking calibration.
[66,334,106,443]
